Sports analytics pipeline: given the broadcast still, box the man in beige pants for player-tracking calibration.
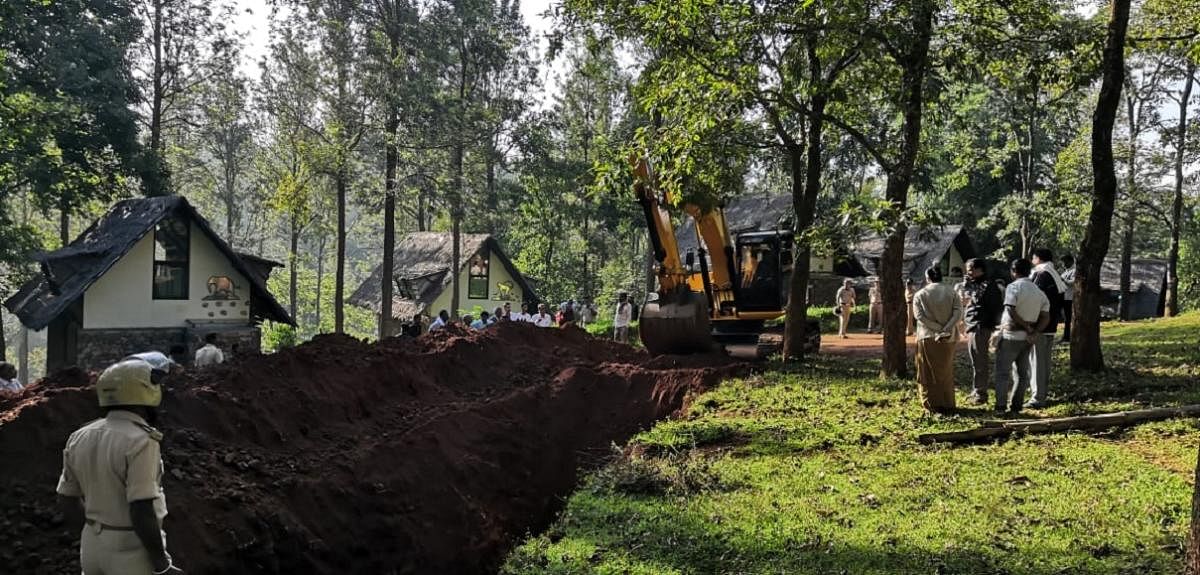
[835,279,856,339]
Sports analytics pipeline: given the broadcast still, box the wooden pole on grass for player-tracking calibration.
[918,405,1200,445]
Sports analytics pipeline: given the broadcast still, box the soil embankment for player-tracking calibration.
[0,323,740,574]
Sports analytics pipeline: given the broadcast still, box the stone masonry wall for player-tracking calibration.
[76,326,262,371]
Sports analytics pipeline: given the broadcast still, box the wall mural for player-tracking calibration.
[204,275,241,300]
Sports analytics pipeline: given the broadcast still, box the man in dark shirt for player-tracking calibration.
[961,258,1003,405]
[1028,248,1067,409]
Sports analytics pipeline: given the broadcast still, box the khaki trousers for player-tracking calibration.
[838,305,852,336]
[915,339,956,411]
[80,524,162,575]
[868,303,883,332]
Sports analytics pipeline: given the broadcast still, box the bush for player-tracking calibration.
[262,323,298,352]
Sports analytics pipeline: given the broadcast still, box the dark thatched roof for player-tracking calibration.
[349,232,538,320]
[854,225,975,283]
[675,194,794,253]
[1100,258,1167,293]
[3,196,293,330]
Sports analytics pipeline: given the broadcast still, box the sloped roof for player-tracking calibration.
[349,232,538,320]
[675,194,793,253]
[4,196,293,330]
[1100,258,1167,293]
[854,225,974,282]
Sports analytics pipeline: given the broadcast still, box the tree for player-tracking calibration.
[0,0,145,260]
[428,0,528,318]
[1071,0,1132,373]
[362,0,422,337]
[133,0,229,196]
[272,0,369,335]
[173,40,259,245]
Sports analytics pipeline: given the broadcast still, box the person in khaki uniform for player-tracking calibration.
[57,359,183,574]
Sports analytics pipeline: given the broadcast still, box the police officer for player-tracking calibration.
[56,358,183,574]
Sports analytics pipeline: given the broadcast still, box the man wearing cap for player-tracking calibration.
[56,358,183,574]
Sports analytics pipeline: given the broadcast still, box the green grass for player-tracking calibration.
[503,314,1200,575]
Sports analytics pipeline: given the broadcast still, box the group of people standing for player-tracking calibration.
[413,295,629,338]
[834,250,1075,415]
[916,251,1073,415]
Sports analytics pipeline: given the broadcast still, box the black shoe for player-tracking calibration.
[968,393,988,406]
[995,406,1008,415]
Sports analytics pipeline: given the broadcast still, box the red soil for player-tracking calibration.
[0,322,741,574]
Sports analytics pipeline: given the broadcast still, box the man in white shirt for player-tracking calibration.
[1059,254,1076,343]
[194,333,225,368]
[429,309,450,331]
[509,303,529,323]
[0,362,22,394]
[531,303,554,327]
[993,258,1050,415]
[613,292,633,343]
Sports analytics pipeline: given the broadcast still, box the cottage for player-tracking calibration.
[674,193,863,276]
[3,196,293,372]
[1099,258,1166,320]
[349,232,538,334]
[854,225,976,284]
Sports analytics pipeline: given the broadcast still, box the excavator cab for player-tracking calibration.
[734,231,793,312]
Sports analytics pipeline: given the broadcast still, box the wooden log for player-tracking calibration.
[919,405,1200,445]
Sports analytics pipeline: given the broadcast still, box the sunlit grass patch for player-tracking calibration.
[505,314,1200,574]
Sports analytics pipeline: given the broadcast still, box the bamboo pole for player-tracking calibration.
[918,405,1200,445]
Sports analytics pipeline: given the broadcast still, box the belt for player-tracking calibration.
[85,519,135,532]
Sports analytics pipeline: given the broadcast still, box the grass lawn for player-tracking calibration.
[503,314,1200,574]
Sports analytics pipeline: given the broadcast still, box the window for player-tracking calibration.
[153,216,189,299]
[468,252,489,299]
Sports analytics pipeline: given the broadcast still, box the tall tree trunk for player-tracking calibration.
[289,214,299,321]
[1071,0,1130,373]
[1118,210,1134,320]
[782,140,815,360]
[1167,64,1194,317]
[148,0,167,196]
[582,213,590,301]
[0,307,7,362]
[880,1,934,379]
[316,234,326,331]
[417,188,428,232]
[59,203,70,247]
[18,326,29,384]
[335,172,347,334]
[381,109,399,338]
[450,143,464,319]
[486,152,498,236]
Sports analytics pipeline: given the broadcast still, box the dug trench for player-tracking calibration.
[0,322,743,574]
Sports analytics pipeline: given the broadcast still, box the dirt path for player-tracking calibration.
[819,332,967,359]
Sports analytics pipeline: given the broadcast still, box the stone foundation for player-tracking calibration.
[75,325,261,371]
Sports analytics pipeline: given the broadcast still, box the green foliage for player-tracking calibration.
[504,314,1200,574]
[0,0,145,266]
[262,323,298,352]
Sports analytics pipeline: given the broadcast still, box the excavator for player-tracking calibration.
[633,157,821,357]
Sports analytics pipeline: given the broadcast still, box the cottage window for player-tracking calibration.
[153,216,189,299]
[468,252,489,299]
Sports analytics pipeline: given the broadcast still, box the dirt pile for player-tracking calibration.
[0,323,742,574]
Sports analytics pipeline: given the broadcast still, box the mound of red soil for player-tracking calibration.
[0,322,741,574]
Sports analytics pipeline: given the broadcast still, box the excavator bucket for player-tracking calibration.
[639,295,715,356]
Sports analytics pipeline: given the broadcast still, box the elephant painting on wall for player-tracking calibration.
[205,275,241,300]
